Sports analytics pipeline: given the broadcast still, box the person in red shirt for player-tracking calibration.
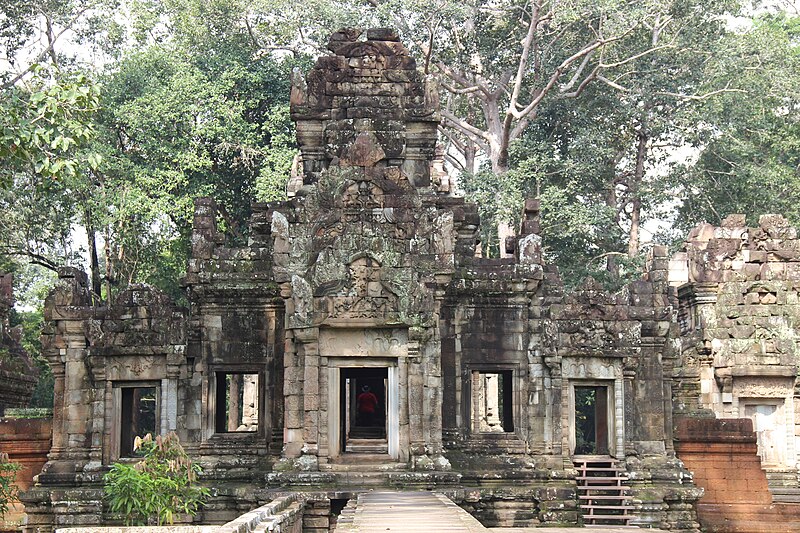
[357,385,379,426]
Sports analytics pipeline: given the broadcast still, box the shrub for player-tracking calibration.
[0,452,21,519]
[103,433,209,525]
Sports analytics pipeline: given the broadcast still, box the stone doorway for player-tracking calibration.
[572,385,610,456]
[327,361,400,460]
[342,367,387,448]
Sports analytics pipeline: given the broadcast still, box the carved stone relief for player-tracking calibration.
[562,357,620,379]
[319,328,408,358]
[107,356,164,381]
[733,377,793,398]
[322,256,399,320]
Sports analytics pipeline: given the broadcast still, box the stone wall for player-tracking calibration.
[52,494,304,533]
[672,214,800,485]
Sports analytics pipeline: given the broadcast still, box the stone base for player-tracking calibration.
[625,455,703,532]
[697,503,800,532]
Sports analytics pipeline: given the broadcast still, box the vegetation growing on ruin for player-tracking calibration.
[103,433,209,526]
[0,453,21,519]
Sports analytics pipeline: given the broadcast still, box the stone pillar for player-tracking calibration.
[398,356,410,462]
[282,330,305,458]
[408,340,424,455]
[241,374,259,430]
[472,371,482,433]
[484,373,502,430]
[227,374,241,431]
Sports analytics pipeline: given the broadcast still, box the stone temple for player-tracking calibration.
[14,28,800,533]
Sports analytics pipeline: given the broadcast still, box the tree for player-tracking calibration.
[671,10,800,234]
[85,0,307,298]
[453,0,738,276]
[365,0,693,175]
[0,0,111,187]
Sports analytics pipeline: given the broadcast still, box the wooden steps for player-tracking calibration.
[574,456,634,527]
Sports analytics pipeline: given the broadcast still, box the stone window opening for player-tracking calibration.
[471,370,514,433]
[116,383,159,458]
[214,372,260,433]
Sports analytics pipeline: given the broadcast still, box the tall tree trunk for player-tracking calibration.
[104,224,112,299]
[605,187,619,279]
[627,129,648,257]
[84,207,102,300]
[464,141,477,175]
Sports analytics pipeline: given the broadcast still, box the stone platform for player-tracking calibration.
[336,491,665,532]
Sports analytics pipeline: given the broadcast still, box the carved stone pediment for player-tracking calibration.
[315,255,398,321]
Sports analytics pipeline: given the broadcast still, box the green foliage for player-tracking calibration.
[3,408,52,419]
[8,283,53,408]
[77,0,312,296]
[0,453,21,519]
[671,11,800,234]
[104,433,209,526]
[0,68,102,187]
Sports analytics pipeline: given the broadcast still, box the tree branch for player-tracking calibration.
[0,5,92,90]
[510,38,606,119]
[598,43,675,69]
[441,109,492,150]
[656,86,747,101]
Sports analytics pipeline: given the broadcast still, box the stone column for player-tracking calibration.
[472,371,482,433]
[241,374,259,430]
[408,340,424,455]
[615,375,625,459]
[227,374,241,431]
[302,338,320,456]
[49,358,67,459]
[282,330,305,458]
[398,356,410,461]
[484,373,502,430]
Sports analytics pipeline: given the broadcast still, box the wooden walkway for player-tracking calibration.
[340,491,667,533]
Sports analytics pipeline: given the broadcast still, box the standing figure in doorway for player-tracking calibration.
[357,385,378,426]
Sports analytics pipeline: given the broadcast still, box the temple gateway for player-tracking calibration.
[17,28,800,533]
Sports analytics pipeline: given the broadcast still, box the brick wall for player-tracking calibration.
[675,417,800,532]
[0,417,52,530]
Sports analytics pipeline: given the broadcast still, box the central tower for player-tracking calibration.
[274,27,474,471]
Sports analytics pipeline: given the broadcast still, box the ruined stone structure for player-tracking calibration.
[0,273,37,412]
[671,215,800,478]
[19,29,800,533]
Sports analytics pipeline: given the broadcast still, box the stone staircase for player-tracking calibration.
[574,456,634,527]
[766,470,800,503]
[345,437,389,454]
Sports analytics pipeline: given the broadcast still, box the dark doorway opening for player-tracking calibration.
[120,386,157,457]
[340,367,387,453]
[574,385,609,455]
